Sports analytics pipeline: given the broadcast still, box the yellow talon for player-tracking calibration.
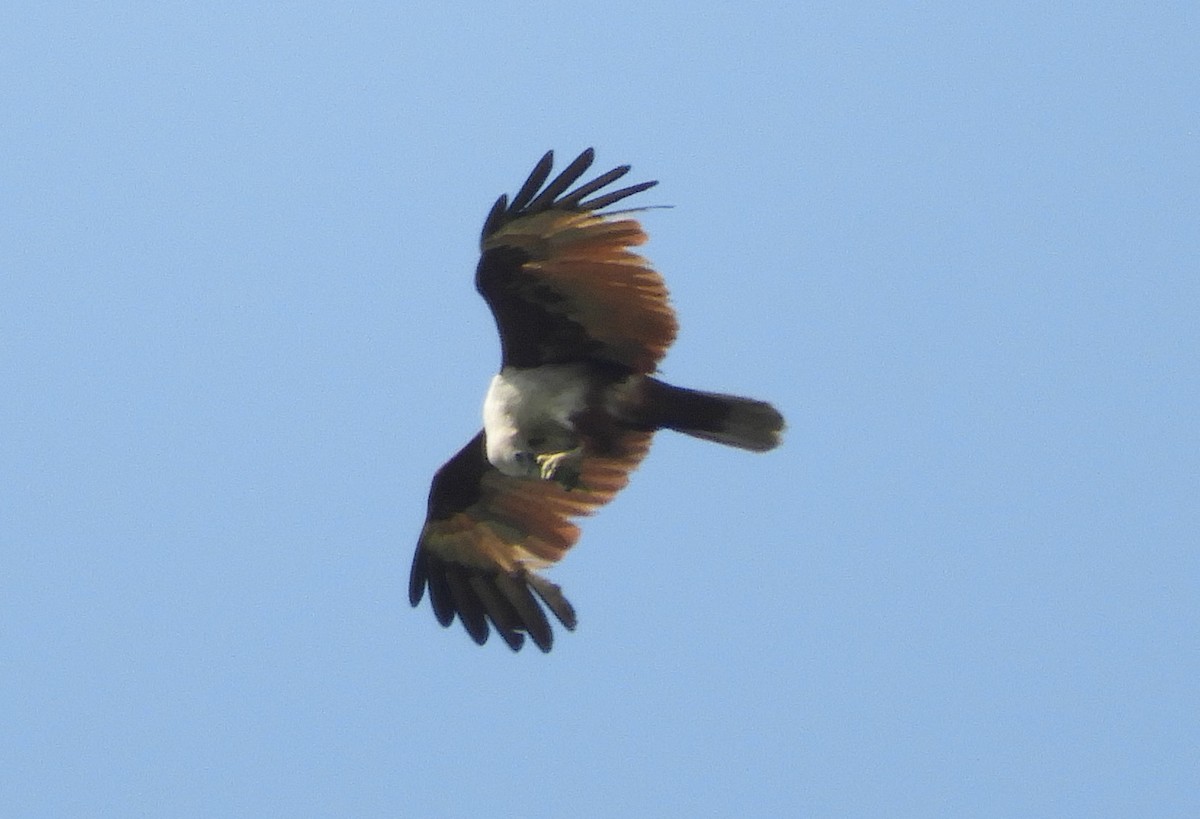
[536,448,585,491]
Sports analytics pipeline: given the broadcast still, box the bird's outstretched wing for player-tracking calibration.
[410,430,652,652]
[475,148,678,373]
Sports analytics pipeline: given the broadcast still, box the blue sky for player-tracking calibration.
[3,3,1196,816]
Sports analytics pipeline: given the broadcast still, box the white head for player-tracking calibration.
[485,433,540,479]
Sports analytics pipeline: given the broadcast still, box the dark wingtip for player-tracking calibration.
[412,551,581,653]
[579,179,659,211]
[445,566,491,646]
[483,149,656,237]
[507,151,555,214]
[526,148,596,211]
[480,194,509,241]
[495,627,526,652]
[408,549,426,607]
[557,164,631,208]
[526,573,578,631]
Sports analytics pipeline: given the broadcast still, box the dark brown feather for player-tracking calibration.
[424,556,456,628]
[526,573,577,631]
[494,571,554,652]
[525,148,595,211]
[507,150,554,214]
[557,165,632,208]
[468,575,527,651]
[578,179,659,211]
[444,565,490,645]
[480,194,508,242]
[407,547,427,606]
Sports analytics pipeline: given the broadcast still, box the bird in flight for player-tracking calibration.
[409,149,784,652]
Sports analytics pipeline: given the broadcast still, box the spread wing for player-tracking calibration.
[409,430,652,652]
[475,148,679,373]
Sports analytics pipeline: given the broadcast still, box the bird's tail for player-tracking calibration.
[627,377,784,452]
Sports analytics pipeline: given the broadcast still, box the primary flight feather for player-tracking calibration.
[409,149,784,652]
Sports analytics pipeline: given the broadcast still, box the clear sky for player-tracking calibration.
[3,3,1196,817]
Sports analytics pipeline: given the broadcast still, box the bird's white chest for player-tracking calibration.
[482,365,590,472]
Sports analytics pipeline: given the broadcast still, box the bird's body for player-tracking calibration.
[482,364,593,480]
[409,149,784,652]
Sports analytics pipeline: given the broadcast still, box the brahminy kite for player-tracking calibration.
[409,149,784,652]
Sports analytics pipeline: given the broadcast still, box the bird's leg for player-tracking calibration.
[536,446,585,491]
